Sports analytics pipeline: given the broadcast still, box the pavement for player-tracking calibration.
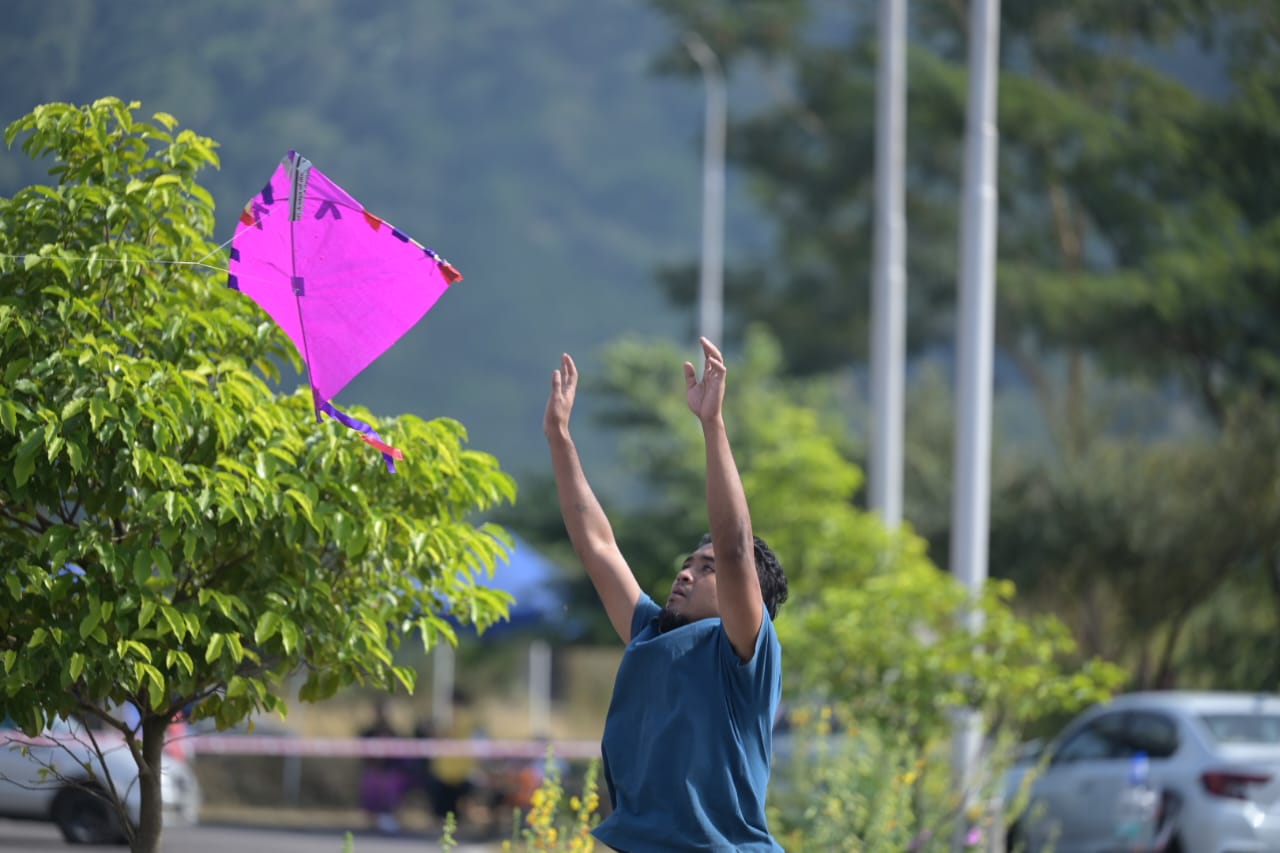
[0,817,505,853]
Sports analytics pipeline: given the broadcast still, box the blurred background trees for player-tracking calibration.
[641,0,1280,691]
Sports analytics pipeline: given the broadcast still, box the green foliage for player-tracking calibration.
[768,716,1012,853]
[781,565,1123,745]
[990,395,1280,687]
[0,98,514,758]
[649,1,1280,392]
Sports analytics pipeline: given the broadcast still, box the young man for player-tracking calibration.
[543,337,788,852]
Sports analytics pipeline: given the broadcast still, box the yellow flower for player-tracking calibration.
[824,796,843,818]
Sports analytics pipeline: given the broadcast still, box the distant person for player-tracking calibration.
[543,338,789,852]
[358,700,408,835]
[405,718,444,809]
[425,690,482,821]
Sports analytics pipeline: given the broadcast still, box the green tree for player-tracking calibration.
[0,99,516,853]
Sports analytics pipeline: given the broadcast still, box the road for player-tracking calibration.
[0,819,503,853]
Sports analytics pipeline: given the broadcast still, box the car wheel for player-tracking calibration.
[51,787,126,845]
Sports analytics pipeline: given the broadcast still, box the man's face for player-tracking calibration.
[664,543,720,624]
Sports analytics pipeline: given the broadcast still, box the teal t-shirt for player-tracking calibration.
[593,594,784,853]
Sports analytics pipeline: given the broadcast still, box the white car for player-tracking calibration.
[1006,691,1280,853]
[0,715,200,844]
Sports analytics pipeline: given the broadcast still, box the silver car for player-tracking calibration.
[0,715,201,844]
[1007,691,1280,853]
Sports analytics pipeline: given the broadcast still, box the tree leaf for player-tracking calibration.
[205,633,225,664]
[138,600,157,630]
[0,399,17,433]
[254,611,281,645]
[13,430,42,487]
[79,607,101,640]
[167,649,194,676]
[60,398,89,421]
[280,619,301,655]
[160,605,186,640]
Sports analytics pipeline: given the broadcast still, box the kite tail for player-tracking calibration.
[317,401,403,473]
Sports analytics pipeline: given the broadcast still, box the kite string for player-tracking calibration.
[0,227,243,276]
[0,253,227,275]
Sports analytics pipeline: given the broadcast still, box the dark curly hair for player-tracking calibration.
[699,533,789,620]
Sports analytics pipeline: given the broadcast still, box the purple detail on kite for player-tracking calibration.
[391,228,409,243]
[292,275,305,296]
[227,273,240,291]
[226,151,456,447]
[250,201,269,225]
[318,401,397,473]
[229,246,240,262]
[315,200,340,220]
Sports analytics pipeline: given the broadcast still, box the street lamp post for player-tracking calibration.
[949,0,1002,848]
[870,0,908,528]
[685,32,727,346]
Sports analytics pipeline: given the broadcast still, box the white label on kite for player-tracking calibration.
[289,155,313,222]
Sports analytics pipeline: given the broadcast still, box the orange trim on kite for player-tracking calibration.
[363,210,384,231]
[440,262,463,284]
[359,433,404,460]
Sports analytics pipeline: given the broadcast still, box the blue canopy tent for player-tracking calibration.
[477,534,570,637]
[432,534,572,736]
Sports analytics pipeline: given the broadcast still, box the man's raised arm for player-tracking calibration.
[685,338,763,662]
[544,353,642,644]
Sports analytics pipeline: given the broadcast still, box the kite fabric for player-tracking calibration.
[226,151,462,471]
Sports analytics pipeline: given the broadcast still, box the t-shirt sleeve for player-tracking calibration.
[718,608,781,690]
[629,593,661,643]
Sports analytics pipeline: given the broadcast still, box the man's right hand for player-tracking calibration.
[543,353,578,438]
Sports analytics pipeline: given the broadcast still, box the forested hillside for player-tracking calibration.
[0,0,757,478]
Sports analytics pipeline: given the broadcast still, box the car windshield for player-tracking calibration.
[1199,713,1280,745]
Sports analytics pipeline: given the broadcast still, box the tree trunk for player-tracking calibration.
[132,717,168,853]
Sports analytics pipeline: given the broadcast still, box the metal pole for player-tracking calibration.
[432,642,455,732]
[949,0,1002,848]
[869,0,908,527]
[685,32,727,346]
[529,639,553,738]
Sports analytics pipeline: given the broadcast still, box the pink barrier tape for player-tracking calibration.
[188,735,601,761]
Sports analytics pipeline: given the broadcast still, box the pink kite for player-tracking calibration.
[226,151,461,471]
